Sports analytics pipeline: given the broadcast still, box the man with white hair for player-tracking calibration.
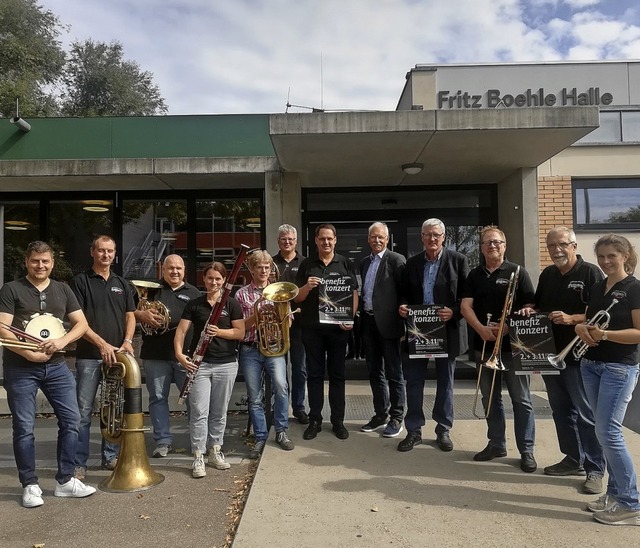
[398,219,469,453]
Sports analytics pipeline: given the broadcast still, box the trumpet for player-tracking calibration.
[472,267,519,420]
[547,299,618,370]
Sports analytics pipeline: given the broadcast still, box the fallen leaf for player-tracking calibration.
[33,544,45,548]
[214,488,230,492]
[371,506,379,512]
[139,514,151,520]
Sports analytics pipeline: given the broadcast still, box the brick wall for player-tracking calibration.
[538,176,573,270]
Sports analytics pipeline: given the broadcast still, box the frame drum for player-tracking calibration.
[24,313,66,340]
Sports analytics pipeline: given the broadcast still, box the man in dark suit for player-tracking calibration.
[359,222,407,438]
[398,218,470,452]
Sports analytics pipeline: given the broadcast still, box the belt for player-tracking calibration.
[363,310,375,316]
[240,341,260,348]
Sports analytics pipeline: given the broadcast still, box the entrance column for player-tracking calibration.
[264,171,302,252]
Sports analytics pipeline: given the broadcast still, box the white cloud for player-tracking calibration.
[37,0,640,114]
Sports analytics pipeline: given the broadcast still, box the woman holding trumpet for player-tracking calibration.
[175,262,244,478]
[576,234,640,526]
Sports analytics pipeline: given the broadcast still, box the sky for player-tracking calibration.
[39,0,640,115]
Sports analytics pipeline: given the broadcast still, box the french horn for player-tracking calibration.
[131,280,170,336]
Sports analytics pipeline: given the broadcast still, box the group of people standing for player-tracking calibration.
[1,222,639,526]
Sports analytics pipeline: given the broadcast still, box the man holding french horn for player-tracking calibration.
[135,254,201,458]
[461,225,537,473]
[521,227,605,494]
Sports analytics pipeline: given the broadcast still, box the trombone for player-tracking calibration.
[547,299,618,370]
[472,267,519,419]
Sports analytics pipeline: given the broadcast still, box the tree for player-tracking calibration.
[60,39,167,116]
[0,0,66,117]
[608,206,640,223]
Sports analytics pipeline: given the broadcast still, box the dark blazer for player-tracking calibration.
[401,247,470,357]
[359,249,406,339]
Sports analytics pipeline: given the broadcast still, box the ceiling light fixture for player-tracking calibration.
[81,200,111,212]
[401,163,423,175]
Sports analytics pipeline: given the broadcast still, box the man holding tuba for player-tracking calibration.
[70,235,136,480]
[0,241,96,508]
[235,250,295,459]
[134,254,201,458]
[520,227,605,493]
[461,225,538,473]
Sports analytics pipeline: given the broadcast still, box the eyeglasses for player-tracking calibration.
[278,238,296,243]
[482,240,505,247]
[547,242,576,250]
[421,232,443,239]
[39,292,47,311]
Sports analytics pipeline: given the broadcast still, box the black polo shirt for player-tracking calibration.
[295,253,358,329]
[140,280,202,360]
[181,296,243,364]
[584,275,640,365]
[463,259,535,352]
[0,278,81,367]
[535,256,603,357]
[272,251,306,284]
[70,269,136,360]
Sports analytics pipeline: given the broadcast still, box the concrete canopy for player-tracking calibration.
[269,107,599,187]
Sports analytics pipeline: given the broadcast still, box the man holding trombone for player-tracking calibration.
[461,225,537,473]
[521,226,605,493]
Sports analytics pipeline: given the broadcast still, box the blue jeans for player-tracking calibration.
[581,359,640,509]
[239,345,289,442]
[361,314,405,422]
[75,359,120,467]
[145,359,189,445]
[403,355,454,435]
[4,360,80,487]
[188,360,238,452]
[302,327,349,424]
[479,354,535,454]
[288,328,307,412]
[543,364,605,475]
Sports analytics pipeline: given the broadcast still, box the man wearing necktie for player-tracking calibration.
[359,222,407,438]
[398,219,470,453]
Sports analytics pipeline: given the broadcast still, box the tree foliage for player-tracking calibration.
[608,206,640,223]
[0,0,167,117]
[61,40,168,116]
[0,0,66,117]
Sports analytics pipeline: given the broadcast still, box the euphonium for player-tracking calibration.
[255,282,300,357]
[98,351,164,492]
[131,280,170,336]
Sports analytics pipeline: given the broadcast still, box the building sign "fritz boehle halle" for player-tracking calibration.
[437,87,613,109]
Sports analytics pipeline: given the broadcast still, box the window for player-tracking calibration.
[574,179,640,230]
[1,202,40,283]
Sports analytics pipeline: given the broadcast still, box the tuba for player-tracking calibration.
[255,282,300,357]
[131,280,170,336]
[99,351,164,492]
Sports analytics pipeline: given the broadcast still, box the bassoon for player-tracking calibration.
[177,244,250,404]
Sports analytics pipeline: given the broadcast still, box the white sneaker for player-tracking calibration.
[54,477,97,498]
[192,451,206,478]
[210,445,231,470]
[23,484,44,508]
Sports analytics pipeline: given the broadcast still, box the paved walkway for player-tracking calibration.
[1,380,640,547]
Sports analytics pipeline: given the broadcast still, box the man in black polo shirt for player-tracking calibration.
[70,235,136,480]
[135,254,201,458]
[295,224,358,441]
[524,226,605,493]
[272,223,309,424]
[461,225,537,473]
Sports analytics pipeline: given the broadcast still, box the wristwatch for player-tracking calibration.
[124,338,133,344]
[601,330,608,341]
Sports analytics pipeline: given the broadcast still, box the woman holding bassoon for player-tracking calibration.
[576,234,640,526]
[175,262,244,478]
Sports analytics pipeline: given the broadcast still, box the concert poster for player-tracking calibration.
[508,313,560,375]
[406,305,448,358]
[318,273,355,325]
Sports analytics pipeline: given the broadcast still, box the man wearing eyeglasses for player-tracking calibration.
[397,219,469,452]
[0,241,95,507]
[461,225,537,473]
[70,235,136,480]
[295,224,359,441]
[521,226,605,492]
[272,224,308,424]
